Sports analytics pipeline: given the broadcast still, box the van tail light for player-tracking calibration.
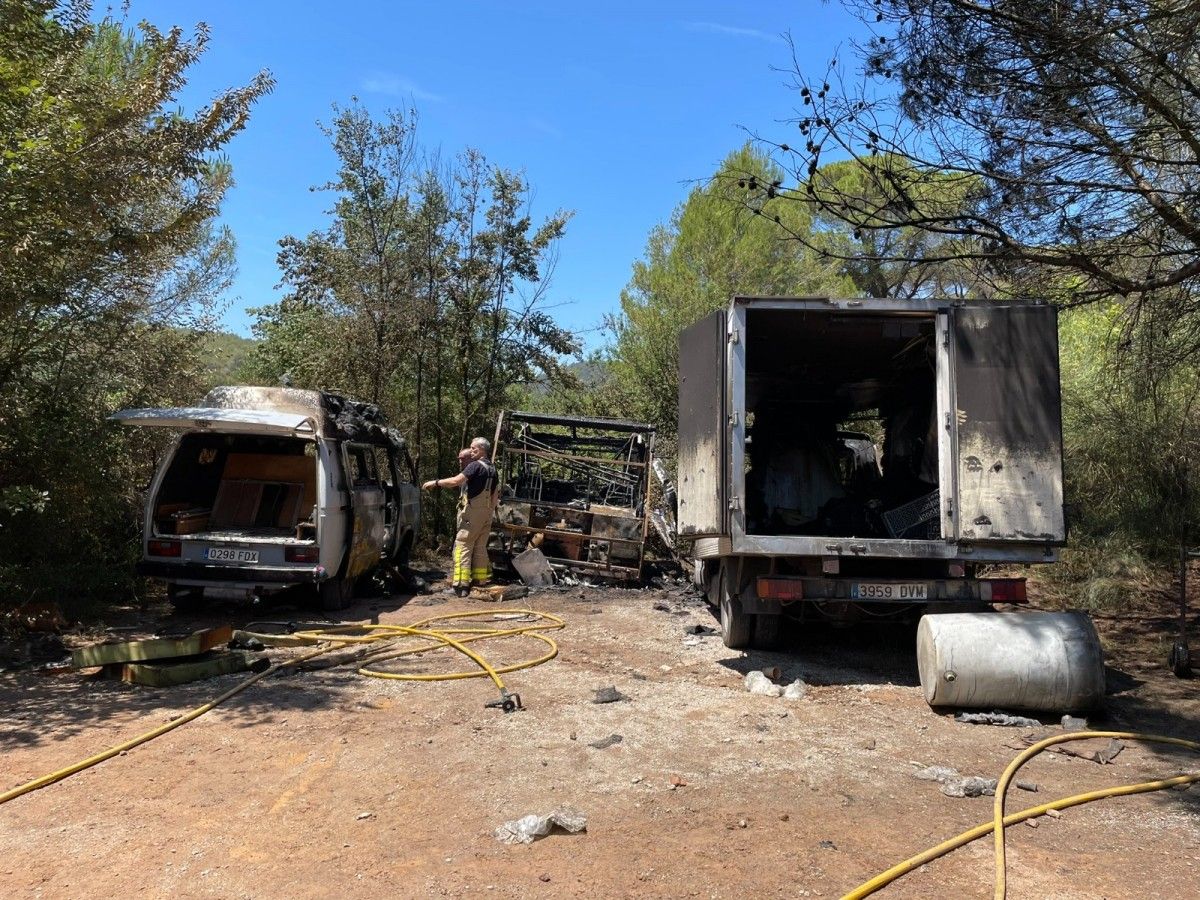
[148,539,181,558]
[985,579,1027,603]
[756,576,805,602]
[286,546,320,564]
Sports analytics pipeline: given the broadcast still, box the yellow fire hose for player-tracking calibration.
[842,731,1200,900]
[0,609,564,807]
[295,609,565,710]
[11,610,1194,897]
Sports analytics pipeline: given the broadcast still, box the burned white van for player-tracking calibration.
[113,386,420,610]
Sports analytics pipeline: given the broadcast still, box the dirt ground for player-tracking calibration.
[1,570,1198,899]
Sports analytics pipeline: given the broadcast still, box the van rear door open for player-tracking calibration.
[111,407,317,438]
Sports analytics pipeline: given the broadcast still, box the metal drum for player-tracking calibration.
[917,611,1106,712]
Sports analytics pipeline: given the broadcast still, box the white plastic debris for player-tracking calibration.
[913,765,998,797]
[744,670,783,697]
[782,678,808,700]
[913,765,961,783]
[494,806,588,844]
[940,776,998,798]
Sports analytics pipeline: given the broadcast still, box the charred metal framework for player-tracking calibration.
[489,410,656,580]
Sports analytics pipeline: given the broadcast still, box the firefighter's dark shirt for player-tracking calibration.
[462,460,495,499]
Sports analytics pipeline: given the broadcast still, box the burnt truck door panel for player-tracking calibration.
[944,304,1066,544]
[375,445,402,557]
[395,482,420,534]
[316,440,348,576]
[677,310,728,537]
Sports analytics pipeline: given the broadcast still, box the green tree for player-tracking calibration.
[0,2,271,613]
[608,145,853,440]
[245,103,577,536]
[442,149,577,446]
[800,157,991,299]
[1061,302,1200,554]
[199,331,257,386]
[767,0,1200,316]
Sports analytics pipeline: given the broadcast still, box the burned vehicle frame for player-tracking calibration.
[113,386,421,611]
[489,410,656,581]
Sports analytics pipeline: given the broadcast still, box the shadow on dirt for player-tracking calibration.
[0,574,450,754]
[705,601,1200,818]
[1089,611,1200,816]
[710,611,922,688]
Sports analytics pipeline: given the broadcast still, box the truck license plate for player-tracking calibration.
[205,547,259,564]
[851,582,928,600]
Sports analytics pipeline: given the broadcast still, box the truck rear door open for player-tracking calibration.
[677,310,727,537]
[939,304,1065,545]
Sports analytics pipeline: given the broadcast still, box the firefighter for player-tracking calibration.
[423,437,498,596]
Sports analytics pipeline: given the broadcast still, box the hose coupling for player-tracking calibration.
[486,690,523,713]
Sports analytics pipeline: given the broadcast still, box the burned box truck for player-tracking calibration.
[678,296,1104,712]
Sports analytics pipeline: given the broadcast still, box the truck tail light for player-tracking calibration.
[285,546,320,563]
[756,577,804,602]
[148,539,181,557]
[986,579,1027,603]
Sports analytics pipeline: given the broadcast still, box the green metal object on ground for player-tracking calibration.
[71,626,234,668]
[114,650,267,687]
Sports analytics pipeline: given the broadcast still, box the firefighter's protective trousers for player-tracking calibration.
[453,488,494,587]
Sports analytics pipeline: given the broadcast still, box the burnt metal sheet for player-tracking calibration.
[677,310,727,537]
[112,406,318,437]
[951,305,1065,543]
[115,386,404,447]
[507,410,655,433]
[731,533,1057,563]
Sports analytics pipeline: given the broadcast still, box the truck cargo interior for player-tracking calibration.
[151,433,318,542]
[744,308,940,540]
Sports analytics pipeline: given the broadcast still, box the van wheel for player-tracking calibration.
[168,585,204,614]
[718,566,752,649]
[319,576,355,611]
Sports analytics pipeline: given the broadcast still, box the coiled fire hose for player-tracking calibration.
[842,731,1200,900]
[0,609,564,807]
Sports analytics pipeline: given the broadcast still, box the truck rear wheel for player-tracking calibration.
[716,565,752,649]
[753,614,784,650]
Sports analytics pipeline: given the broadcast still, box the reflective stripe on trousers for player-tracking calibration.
[453,489,493,586]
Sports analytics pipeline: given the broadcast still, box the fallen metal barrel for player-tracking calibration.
[916,610,1105,712]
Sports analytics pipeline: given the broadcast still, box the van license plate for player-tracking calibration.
[851,582,928,600]
[205,548,259,564]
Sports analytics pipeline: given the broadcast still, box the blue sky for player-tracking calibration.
[131,1,868,348]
